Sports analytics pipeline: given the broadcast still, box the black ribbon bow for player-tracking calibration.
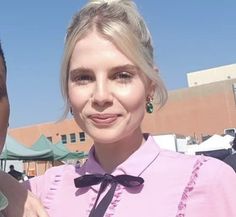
[74,173,144,217]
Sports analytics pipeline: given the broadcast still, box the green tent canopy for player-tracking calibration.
[31,135,87,161]
[0,135,53,161]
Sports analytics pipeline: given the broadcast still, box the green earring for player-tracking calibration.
[146,98,153,113]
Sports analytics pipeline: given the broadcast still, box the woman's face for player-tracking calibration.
[68,31,153,144]
[0,56,9,151]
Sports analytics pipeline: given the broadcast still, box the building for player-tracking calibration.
[9,118,93,153]
[142,78,236,142]
[187,63,236,87]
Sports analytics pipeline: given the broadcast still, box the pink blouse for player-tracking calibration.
[24,135,236,217]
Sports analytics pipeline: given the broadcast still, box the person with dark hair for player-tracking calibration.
[223,136,236,172]
[0,41,48,216]
[7,165,23,181]
[0,40,11,215]
[0,41,9,153]
[24,1,236,216]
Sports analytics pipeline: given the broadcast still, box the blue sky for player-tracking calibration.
[0,0,236,128]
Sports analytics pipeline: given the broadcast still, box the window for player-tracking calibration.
[47,136,52,142]
[79,132,86,142]
[70,133,76,143]
[61,134,67,144]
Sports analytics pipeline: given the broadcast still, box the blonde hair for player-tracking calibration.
[61,0,168,117]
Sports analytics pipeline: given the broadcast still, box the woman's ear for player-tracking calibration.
[148,81,156,99]
[147,66,158,98]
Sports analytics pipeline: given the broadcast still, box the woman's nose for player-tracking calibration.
[92,80,113,107]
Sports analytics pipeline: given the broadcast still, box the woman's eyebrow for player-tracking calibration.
[110,64,139,73]
[69,67,93,76]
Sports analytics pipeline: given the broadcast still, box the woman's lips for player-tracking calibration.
[88,114,120,125]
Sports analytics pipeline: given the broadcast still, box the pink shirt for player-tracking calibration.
[25,135,236,217]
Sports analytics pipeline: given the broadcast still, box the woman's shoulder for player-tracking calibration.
[41,164,86,183]
[158,148,202,165]
[43,164,76,176]
[25,164,81,197]
[197,155,236,182]
[159,148,235,177]
[174,153,236,187]
[27,164,78,185]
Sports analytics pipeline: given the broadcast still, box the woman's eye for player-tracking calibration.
[113,72,133,82]
[71,74,93,85]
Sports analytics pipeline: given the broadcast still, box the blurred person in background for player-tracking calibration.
[8,165,23,181]
[223,136,236,172]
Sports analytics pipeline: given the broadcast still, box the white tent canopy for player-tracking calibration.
[186,134,233,155]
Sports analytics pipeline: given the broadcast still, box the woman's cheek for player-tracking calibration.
[115,86,146,111]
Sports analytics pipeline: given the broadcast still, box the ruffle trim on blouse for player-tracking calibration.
[86,184,123,216]
[176,156,208,217]
[43,171,63,210]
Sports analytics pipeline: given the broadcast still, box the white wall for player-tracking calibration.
[187,64,236,87]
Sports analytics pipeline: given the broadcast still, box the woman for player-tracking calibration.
[25,0,236,216]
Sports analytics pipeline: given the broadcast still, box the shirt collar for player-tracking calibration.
[84,134,161,177]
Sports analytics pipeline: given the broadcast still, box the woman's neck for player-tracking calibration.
[93,128,145,173]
